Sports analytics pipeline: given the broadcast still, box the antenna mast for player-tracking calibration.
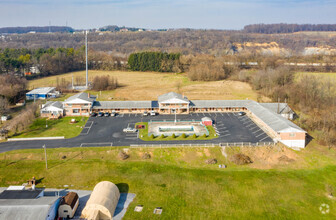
[85,30,88,88]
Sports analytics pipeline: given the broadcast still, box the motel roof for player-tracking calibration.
[64,92,96,104]
[26,87,55,95]
[158,92,189,104]
[93,101,158,109]
[259,103,294,114]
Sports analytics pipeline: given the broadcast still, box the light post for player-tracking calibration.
[42,145,48,170]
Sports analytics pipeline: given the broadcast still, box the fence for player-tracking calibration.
[130,142,275,148]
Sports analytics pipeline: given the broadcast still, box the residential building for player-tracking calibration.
[26,87,59,100]
[63,92,96,116]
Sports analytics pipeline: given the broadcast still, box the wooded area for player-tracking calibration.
[244,23,336,34]
[128,52,180,72]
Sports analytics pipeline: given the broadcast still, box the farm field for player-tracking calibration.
[295,71,336,80]
[28,70,262,101]
[0,145,335,219]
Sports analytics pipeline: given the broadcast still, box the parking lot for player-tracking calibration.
[77,112,273,146]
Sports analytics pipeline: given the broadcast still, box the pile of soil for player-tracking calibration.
[118,151,130,160]
[278,155,295,163]
[230,153,253,165]
[142,152,151,159]
[205,158,217,164]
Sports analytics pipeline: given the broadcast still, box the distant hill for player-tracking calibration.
[0,26,74,34]
[244,23,336,34]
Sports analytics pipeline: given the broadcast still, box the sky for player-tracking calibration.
[0,0,335,29]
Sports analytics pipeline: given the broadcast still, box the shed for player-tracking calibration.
[58,192,79,219]
[201,117,212,126]
[81,181,120,220]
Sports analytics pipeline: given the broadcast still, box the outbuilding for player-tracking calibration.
[26,87,59,100]
[58,192,79,219]
[81,181,120,220]
[201,117,213,126]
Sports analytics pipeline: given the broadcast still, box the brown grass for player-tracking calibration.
[28,70,263,101]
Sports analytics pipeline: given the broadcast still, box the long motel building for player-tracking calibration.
[40,92,306,148]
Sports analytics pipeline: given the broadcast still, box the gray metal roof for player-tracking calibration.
[259,103,294,114]
[64,92,96,103]
[43,101,63,109]
[158,92,189,103]
[93,101,157,109]
[191,100,304,133]
[26,87,55,95]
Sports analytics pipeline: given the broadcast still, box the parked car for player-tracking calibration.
[150,111,156,116]
[123,127,137,133]
[90,112,97,117]
[238,112,246,116]
[111,111,117,117]
[104,112,110,117]
[98,112,104,117]
[143,111,148,116]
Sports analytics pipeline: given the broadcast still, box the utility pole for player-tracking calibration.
[85,30,88,89]
[43,145,48,170]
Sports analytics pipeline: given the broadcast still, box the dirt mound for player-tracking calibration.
[118,151,130,160]
[278,155,295,163]
[205,158,217,164]
[141,152,151,159]
[230,153,253,165]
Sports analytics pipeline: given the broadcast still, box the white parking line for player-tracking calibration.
[220,113,224,116]
[221,133,231,137]
[249,126,259,131]
[252,129,262,134]
[259,136,269,141]
[256,132,265,137]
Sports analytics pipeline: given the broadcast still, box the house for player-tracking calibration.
[259,103,295,120]
[63,92,96,116]
[58,192,79,219]
[40,101,64,118]
[26,87,60,100]
[1,115,11,121]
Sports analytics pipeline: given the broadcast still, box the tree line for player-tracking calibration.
[0,26,74,34]
[128,52,181,72]
[243,23,336,34]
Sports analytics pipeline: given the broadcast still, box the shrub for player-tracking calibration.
[202,134,208,138]
[192,134,197,138]
[160,134,165,139]
[230,153,252,165]
[172,133,176,138]
[181,133,186,138]
[150,134,155,139]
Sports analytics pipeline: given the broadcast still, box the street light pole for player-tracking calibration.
[43,145,48,170]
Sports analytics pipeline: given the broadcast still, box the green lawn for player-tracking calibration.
[12,117,87,139]
[136,122,218,141]
[0,146,335,219]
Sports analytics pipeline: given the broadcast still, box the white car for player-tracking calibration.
[150,111,156,116]
[143,111,148,116]
[123,127,137,133]
[111,111,117,117]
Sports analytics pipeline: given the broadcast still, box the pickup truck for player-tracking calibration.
[123,127,138,133]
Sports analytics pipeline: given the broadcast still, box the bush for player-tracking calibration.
[181,133,186,138]
[202,134,208,138]
[118,151,129,160]
[192,134,197,138]
[160,134,165,139]
[92,75,118,91]
[171,133,176,138]
[150,134,155,139]
[230,153,252,165]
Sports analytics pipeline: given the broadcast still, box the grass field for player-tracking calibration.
[136,122,218,141]
[0,145,335,219]
[12,117,87,138]
[295,71,336,80]
[28,70,262,101]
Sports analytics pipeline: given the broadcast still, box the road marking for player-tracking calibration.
[259,136,270,142]
[80,142,113,147]
[221,133,231,137]
[256,132,265,137]
[252,129,262,134]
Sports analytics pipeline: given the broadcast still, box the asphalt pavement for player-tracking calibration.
[0,113,273,153]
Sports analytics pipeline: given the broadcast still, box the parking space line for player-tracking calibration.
[253,129,262,134]
[221,133,231,137]
[259,136,270,142]
[256,132,265,137]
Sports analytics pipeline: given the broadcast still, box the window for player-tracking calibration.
[64,210,68,213]
[73,109,80,113]
[289,133,296,137]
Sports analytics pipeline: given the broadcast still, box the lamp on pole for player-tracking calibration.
[42,145,48,170]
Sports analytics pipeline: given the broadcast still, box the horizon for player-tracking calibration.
[0,0,335,30]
